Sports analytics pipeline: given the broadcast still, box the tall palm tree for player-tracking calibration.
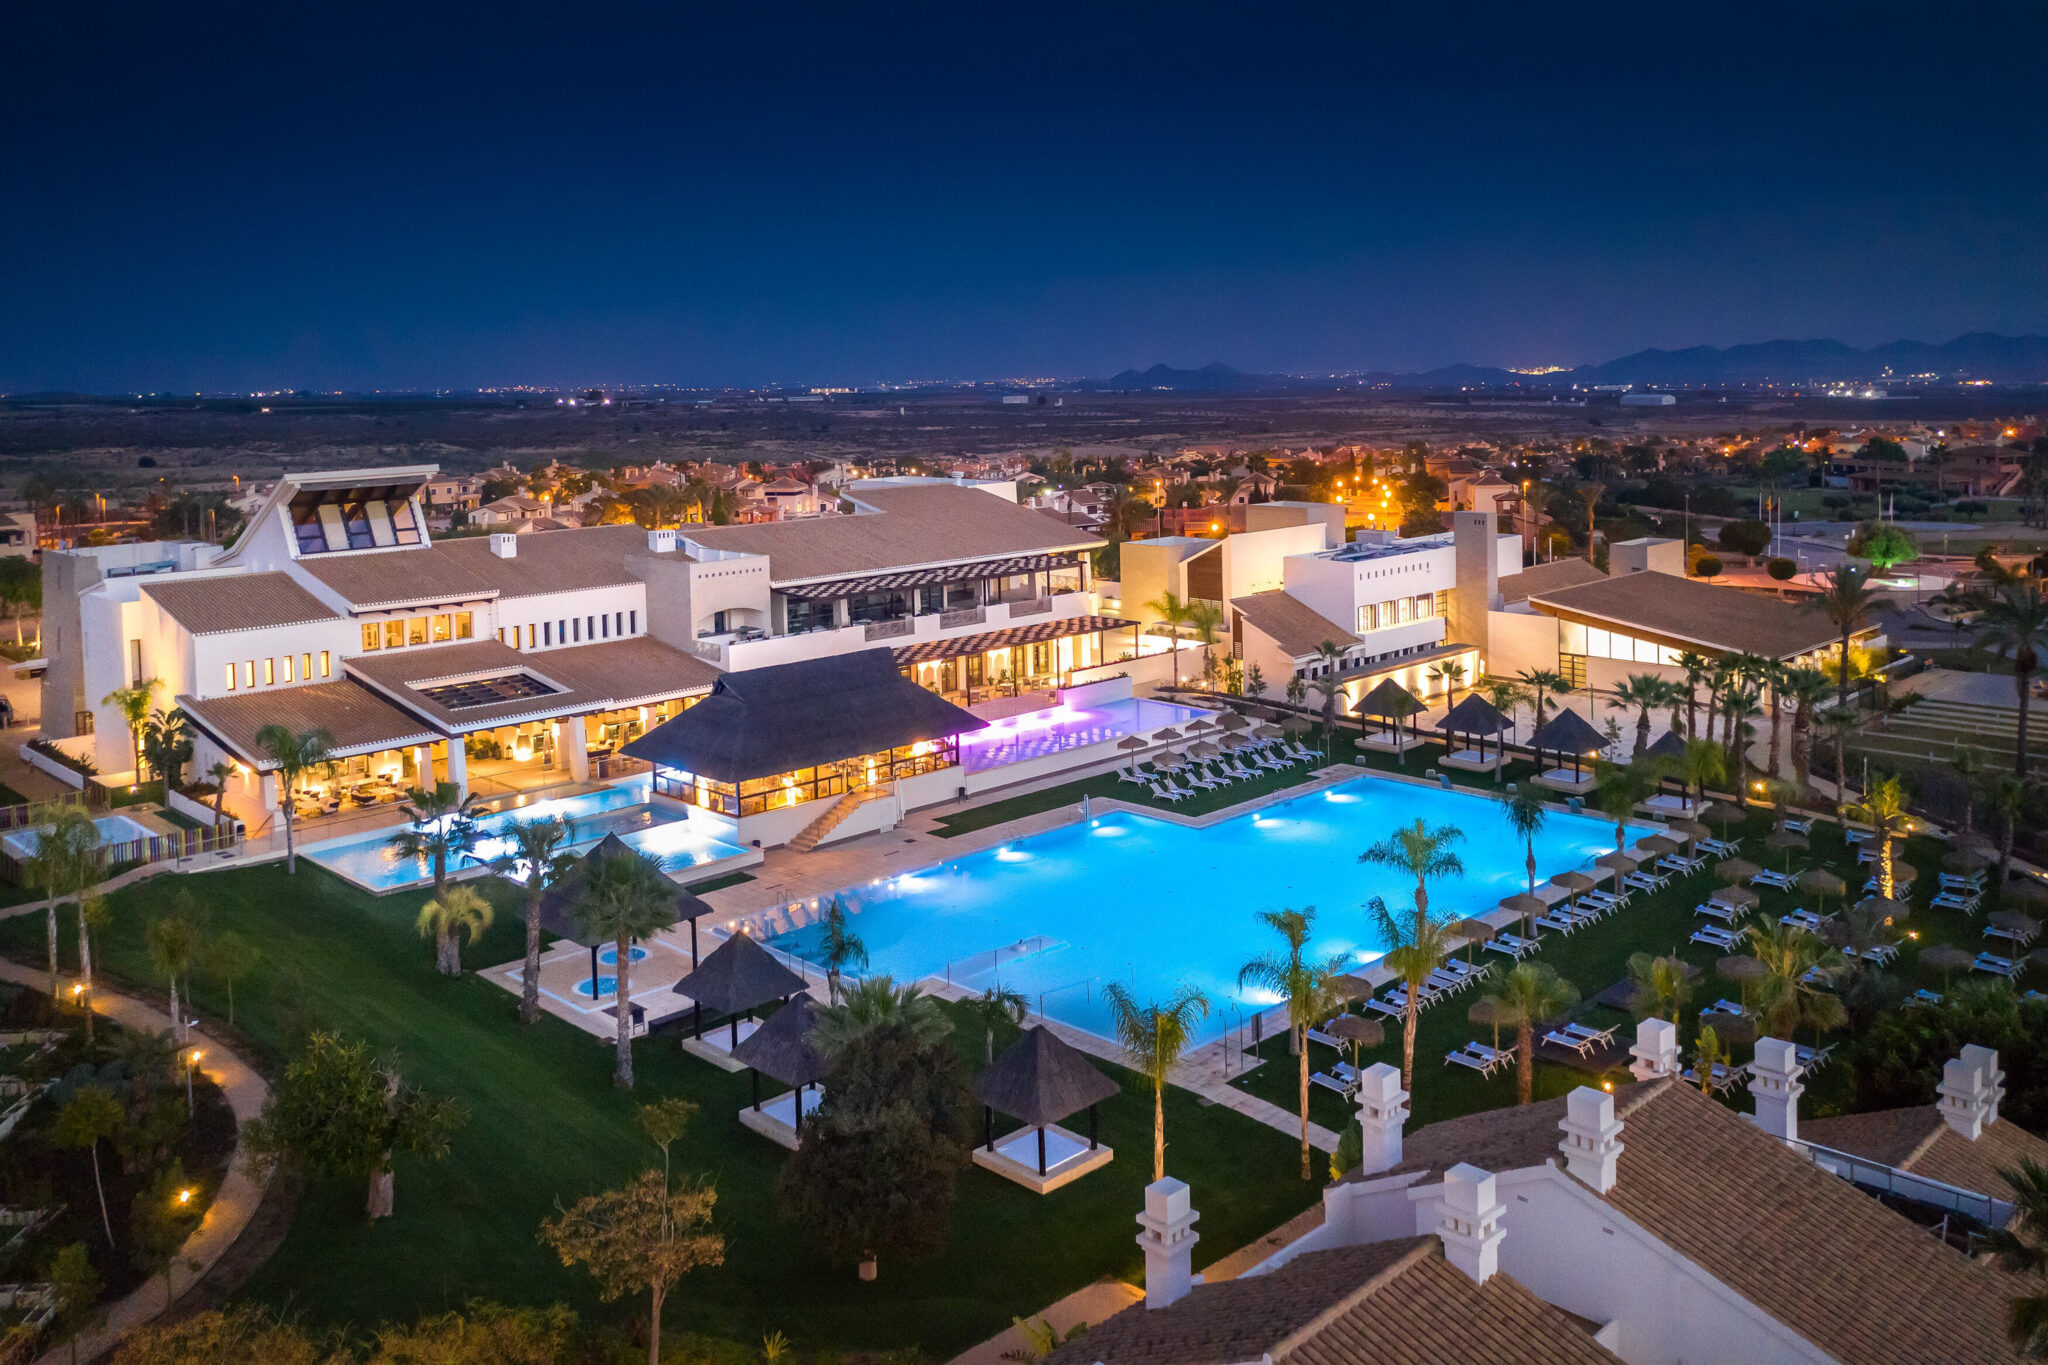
[1592,760,1659,863]
[1184,600,1224,684]
[1950,744,1987,841]
[1101,981,1210,1182]
[1675,737,1727,812]
[1674,651,1714,739]
[1504,787,1547,901]
[1624,950,1699,1022]
[1815,707,1862,803]
[1719,685,1762,784]
[1482,680,1528,775]
[1607,673,1674,759]
[1811,563,1880,710]
[816,897,868,1004]
[1577,482,1606,562]
[1984,1156,2048,1355]
[1845,772,1911,900]
[417,884,493,977]
[1309,671,1345,758]
[1147,590,1191,686]
[1976,582,2048,777]
[1756,661,1791,780]
[498,816,577,1024]
[811,974,952,1058]
[145,910,201,1047]
[1780,666,1834,791]
[1744,923,1847,1040]
[1480,964,1579,1105]
[253,724,333,874]
[1426,660,1468,705]
[1366,896,1458,1091]
[576,853,679,1089]
[387,781,482,895]
[202,760,234,830]
[1992,776,2028,886]
[1515,668,1571,730]
[1358,819,1466,931]
[25,809,100,1001]
[963,983,1027,1065]
[100,677,157,778]
[1236,907,1351,1180]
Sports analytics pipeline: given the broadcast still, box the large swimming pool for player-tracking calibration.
[305,778,749,892]
[765,776,1644,1044]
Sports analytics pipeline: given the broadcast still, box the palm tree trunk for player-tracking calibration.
[437,926,457,976]
[45,901,59,1000]
[1634,708,1650,759]
[1401,995,1418,1091]
[1525,842,1536,898]
[1152,1081,1166,1182]
[1835,725,1849,804]
[1517,1022,1534,1105]
[78,916,94,1044]
[1767,689,1784,778]
[647,1285,665,1365]
[90,1142,113,1244]
[1837,629,1852,709]
[367,1149,396,1219]
[520,893,543,1024]
[614,935,635,1089]
[2017,666,2034,779]
[168,976,182,1046]
[1296,1036,1311,1181]
[283,806,297,874]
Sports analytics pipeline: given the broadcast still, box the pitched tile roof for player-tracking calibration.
[681,484,1101,584]
[295,525,690,610]
[1497,558,1608,605]
[1229,591,1360,659]
[297,546,500,610]
[1802,1104,2048,1207]
[1046,1239,1619,1365]
[347,636,718,732]
[142,572,340,635]
[178,679,440,766]
[1528,571,1868,660]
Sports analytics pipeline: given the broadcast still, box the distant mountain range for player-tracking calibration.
[1104,333,2048,391]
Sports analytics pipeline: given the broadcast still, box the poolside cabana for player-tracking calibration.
[1642,729,1697,812]
[971,1025,1119,1194]
[1354,679,1427,760]
[1528,708,1607,793]
[730,993,827,1150]
[533,833,688,1034]
[672,929,809,1071]
[1435,693,1510,775]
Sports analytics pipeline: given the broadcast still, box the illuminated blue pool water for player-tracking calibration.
[766,776,1646,1044]
[304,778,748,891]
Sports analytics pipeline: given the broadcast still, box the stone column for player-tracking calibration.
[444,737,469,797]
[565,715,590,782]
[1436,1164,1506,1284]
[1748,1037,1805,1141]
[1355,1062,1410,1175]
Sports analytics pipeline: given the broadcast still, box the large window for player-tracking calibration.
[847,590,911,625]
[1557,618,1683,666]
[652,737,962,817]
[787,598,836,633]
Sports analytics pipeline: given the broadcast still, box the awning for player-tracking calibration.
[892,615,1138,667]
[778,553,1075,601]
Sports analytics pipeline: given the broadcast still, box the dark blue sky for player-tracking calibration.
[6,2,2045,393]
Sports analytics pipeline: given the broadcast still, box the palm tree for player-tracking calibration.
[1675,737,1726,812]
[1624,950,1699,1021]
[1845,772,1910,900]
[1426,659,1468,705]
[1592,760,1659,863]
[1984,1156,2048,1355]
[1504,787,1547,900]
[1815,707,1862,803]
[1719,685,1762,785]
[1608,673,1674,759]
[100,677,157,778]
[1990,776,2027,886]
[1515,668,1572,730]
[1674,651,1714,739]
[1577,482,1605,562]
[1236,907,1351,1180]
[1694,1024,1729,1095]
[576,853,679,1089]
[1147,591,1191,686]
[1811,563,1880,709]
[1481,679,1528,774]
[145,910,201,1047]
[1358,818,1466,931]
[812,974,952,1058]
[1745,923,1847,1040]
[386,782,482,895]
[1184,600,1224,684]
[1976,582,2048,777]
[1101,981,1210,1182]
[498,816,577,1024]
[1309,671,1345,758]
[1481,964,1579,1105]
[51,1086,124,1245]
[1753,661,1790,780]
[25,809,100,1001]
[416,884,493,977]
[76,892,109,1042]
[253,724,333,873]
[1950,744,1987,841]
[1366,896,1459,1090]
[1780,666,1834,791]
[963,983,1027,1064]
[203,760,234,829]
[816,896,868,1004]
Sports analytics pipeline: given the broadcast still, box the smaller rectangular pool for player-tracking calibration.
[1,813,157,861]
[304,778,750,892]
[960,696,1210,773]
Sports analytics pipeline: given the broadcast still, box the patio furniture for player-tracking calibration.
[1701,997,1747,1018]
[1781,909,1829,932]
[1446,1041,1504,1076]
[1698,837,1741,858]
[1543,1021,1616,1057]
[972,1024,1121,1188]
[1623,871,1668,894]
[1696,901,1745,925]
[1783,816,1814,835]
[1486,932,1538,959]
[1535,913,1580,937]
[1684,1060,1743,1095]
[1974,952,2020,977]
[1310,1070,1357,1098]
[1912,988,1945,1006]
[1843,942,1901,966]
[1692,925,1741,950]
[1988,911,2041,947]
[1752,870,1798,890]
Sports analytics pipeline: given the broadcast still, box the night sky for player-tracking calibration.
[6,2,2045,393]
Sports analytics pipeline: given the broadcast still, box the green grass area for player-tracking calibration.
[1228,807,1993,1135]
[0,864,1318,1355]
[683,870,755,894]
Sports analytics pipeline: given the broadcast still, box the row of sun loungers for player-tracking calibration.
[1446,1041,1505,1076]
[1542,1021,1616,1057]
[1363,960,1491,1017]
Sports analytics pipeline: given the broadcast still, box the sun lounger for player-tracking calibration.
[1975,952,2019,977]
[1781,909,1830,932]
[1536,913,1579,936]
[1657,853,1707,876]
[1543,1022,1615,1057]
[1691,925,1741,950]
[1310,1070,1356,1098]
[1783,817,1814,835]
[1306,1026,1345,1051]
[1844,828,1871,845]
[1933,891,1984,914]
[1752,870,1797,890]
[1841,942,1900,966]
[1911,989,1944,1006]
[1581,890,1628,912]
[1486,932,1538,959]
[1940,871,1987,891]
[1701,997,1747,1017]
[1623,871,1668,894]
[1696,901,1744,925]
[1699,837,1741,857]
[1986,922,2036,947]
[1363,996,1405,1018]
[1794,1042,1835,1071]
[1446,1041,1504,1076]
[1684,1061,1742,1094]
[1801,966,1833,987]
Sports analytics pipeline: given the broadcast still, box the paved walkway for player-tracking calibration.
[0,961,271,1365]
[946,1280,1143,1365]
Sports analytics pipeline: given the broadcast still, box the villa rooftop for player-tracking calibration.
[179,678,440,767]
[1496,558,1607,605]
[1229,590,1359,658]
[1527,571,1863,660]
[297,523,691,611]
[347,636,717,732]
[142,572,340,634]
[1803,1103,2048,1208]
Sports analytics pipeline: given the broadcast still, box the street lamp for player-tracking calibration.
[184,1048,202,1116]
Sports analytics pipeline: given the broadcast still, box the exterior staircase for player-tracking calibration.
[788,784,893,853]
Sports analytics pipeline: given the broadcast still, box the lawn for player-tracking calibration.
[0,863,1320,1356]
[1227,803,1993,1136]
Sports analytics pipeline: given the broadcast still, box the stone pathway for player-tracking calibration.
[0,961,271,1365]
[945,1279,1143,1365]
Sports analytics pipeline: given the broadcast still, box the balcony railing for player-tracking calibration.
[940,606,986,629]
[864,618,914,641]
[1007,596,1053,618]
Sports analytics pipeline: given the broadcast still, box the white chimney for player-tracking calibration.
[1558,1086,1625,1194]
[488,532,518,558]
[647,527,677,554]
[1136,1177,1200,1310]
[1435,1164,1506,1284]
[1628,1018,1678,1081]
[1748,1037,1805,1141]
[1939,1046,2004,1140]
[1355,1063,1410,1176]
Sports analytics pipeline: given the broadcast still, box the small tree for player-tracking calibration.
[1846,520,1920,571]
[417,884,494,978]
[1503,788,1547,901]
[27,808,101,1001]
[203,930,260,1027]
[1366,896,1459,1090]
[203,760,234,829]
[253,725,333,874]
[541,1158,721,1365]
[387,781,482,896]
[1717,519,1772,557]
[44,1241,102,1365]
[130,1159,202,1300]
[52,1085,124,1245]
[145,905,203,1047]
[101,678,158,778]
[1694,554,1723,580]
[139,707,194,789]
[245,1032,465,1221]
[499,816,577,1025]
[1479,963,1580,1105]
[1766,557,1798,587]
[817,897,868,1005]
[964,983,1028,1065]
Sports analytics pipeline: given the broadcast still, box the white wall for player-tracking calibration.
[1486,608,1561,680]
[1222,524,1330,600]
[1284,543,1456,637]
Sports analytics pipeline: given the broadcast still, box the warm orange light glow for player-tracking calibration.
[177,1188,194,1205]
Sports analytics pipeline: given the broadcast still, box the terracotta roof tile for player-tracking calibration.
[142,572,340,634]
[1804,1104,2048,1208]
[1497,559,1607,605]
[179,679,439,766]
[1229,591,1360,659]
[1528,572,1866,660]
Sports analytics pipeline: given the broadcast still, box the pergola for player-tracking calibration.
[730,993,828,1148]
[535,832,685,1007]
[1353,678,1427,752]
[672,929,808,1067]
[1528,707,1608,785]
[1435,692,1510,773]
[970,1025,1119,1193]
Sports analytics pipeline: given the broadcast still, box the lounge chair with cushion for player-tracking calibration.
[1310,1070,1356,1099]
[1696,901,1745,925]
[1446,1041,1504,1076]
[1691,925,1741,950]
[1486,931,1539,959]
[1975,952,2019,977]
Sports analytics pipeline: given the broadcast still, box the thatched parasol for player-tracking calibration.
[973,1025,1121,1175]
[1947,847,1993,873]
[1117,734,1150,775]
[1637,833,1681,857]
[1797,868,1846,901]
[1765,830,1809,853]
[1281,715,1314,735]
[1551,870,1597,894]
[1151,726,1183,744]
[1920,944,1975,990]
[1855,895,1909,923]
[672,928,809,1046]
[1189,740,1221,759]
[1646,729,1687,761]
[537,832,704,979]
[1700,1011,1758,1046]
[730,993,827,1117]
[2005,879,2048,909]
[1698,801,1744,827]
[1452,916,1496,963]
[1717,954,1767,1011]
[1710,885,1760,909]
[1595,851,1638,875]
[1326,1014,1384,1067]
[1217,712,1251,733]
[1500,893,1549,934]
[1331,973,1376,1003]
[1716,857,1761,885]
[1990,910,2042,940]
[1467,994,1518,1052]
[1668,817,1711,848]
[1528,708,1607,778]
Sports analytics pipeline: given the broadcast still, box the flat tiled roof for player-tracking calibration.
[1496,558,1607,605]
[143,572,340,635]
[347,636,718,732]
[179,680,439,767]
[1230,591,1359,658]
[295,524,690,610]
[1528,571,1864,660]
[682,484,1101,584]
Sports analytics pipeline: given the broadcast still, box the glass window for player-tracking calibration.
[391,498,422,545]
[320,651,331,677]
[1658,644,1682,666]
[431,614,451,642]
[544,621,553,647]
[1415,594,1434,619]
[630,610,638,635]
[384,619,406,649]
[1560,620,1587,654]
[303,652,313,679]
[242,661,255,688]
[454,612,472,640]
[1397,597,1414,624]
[225,663,236,691]
[262,658,274,685]
[526,624,536,648]
[282,655,294,683]
[1635,636,1661,664]
[1587,627,1611,658]
[408,617,429,646]
[787,598,836,633]
[362,623,382,651]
